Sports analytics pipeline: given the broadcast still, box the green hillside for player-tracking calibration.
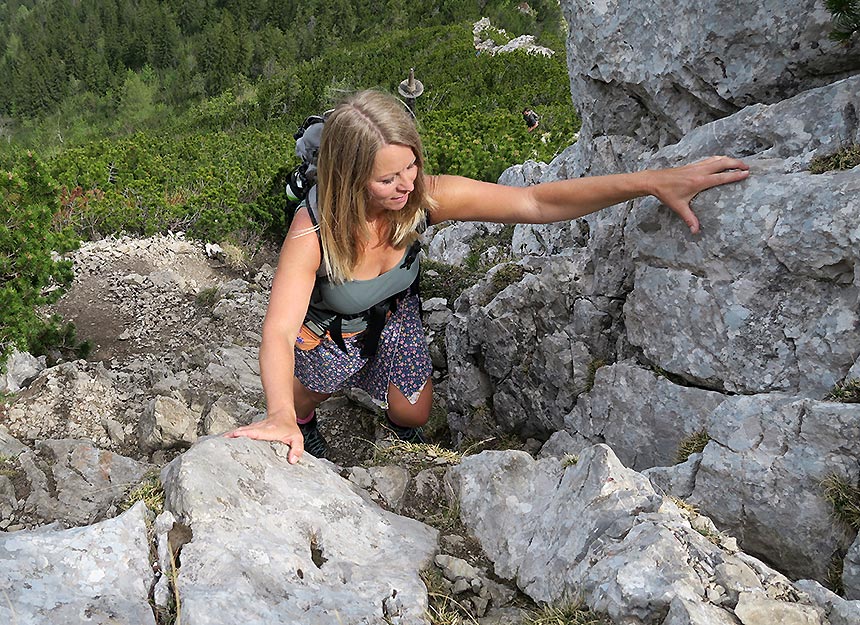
[0,1,579,363]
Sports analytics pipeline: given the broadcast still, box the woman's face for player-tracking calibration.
[366,143,418,213]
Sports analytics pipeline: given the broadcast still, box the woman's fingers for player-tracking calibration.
[224,419,305,464]
[656,156,749,233]
[673,203,700,234]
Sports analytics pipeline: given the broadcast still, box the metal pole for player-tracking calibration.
[398,67,424,117]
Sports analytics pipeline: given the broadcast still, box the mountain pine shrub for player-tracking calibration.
[0,151,80,366]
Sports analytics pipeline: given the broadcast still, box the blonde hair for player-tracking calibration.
[315,90,435,283]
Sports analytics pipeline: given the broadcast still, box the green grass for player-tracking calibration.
[420,259,482,306]
[195,286,220,308]
[825,551,846,596]
[490,263,527,295]
[584,359,606,393]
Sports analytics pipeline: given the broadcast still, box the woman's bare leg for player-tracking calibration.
[386,377,433,428]
[293,377,330,422]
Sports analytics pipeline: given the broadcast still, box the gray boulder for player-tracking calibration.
[0,351,45,394]
[446,256,602,441]
[794,579,860,625]
[425,221,511,268]
[140,395,199,451]
[565,360,726,469]
[625,77,860,396]
[447,444,831,623]
[18,439,152,527]
[496,159,547,187]
[4,361,123,448]
[161,436,438,624]
[846,535,860,600]
[563,359,860,584]
[0,501,155,625]
[561,0,860,148]
[691,395,860,581]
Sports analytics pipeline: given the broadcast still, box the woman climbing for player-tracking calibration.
[226,89,749,463]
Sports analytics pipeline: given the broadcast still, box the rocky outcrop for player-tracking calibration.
[446,255,618,440]
[0,502,155,625]
[447,19,860,592]
[0,351,45,394]
[626,76,860,396]
[690,395,860,582]
[561,0,860,149]
[565,360,860,582]
[161,437,438,624]
[565,360,726,470]
[447,444,860,624]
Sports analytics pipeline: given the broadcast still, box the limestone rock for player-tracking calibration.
[447,256,609,441]
[663,596,739,625]
[0,501,155,625]
[4,361,122,448]
[794,579,860,625]
[140,395,199,451]
[425,221,511,268]
[161,436,438,624]
[18,439,152,527]
[626,77,860,396]
[0,351,45,394]
[565,360,726,469]
[448,445,848,625]
[346,465,410,512]
[644,454,702,500]
[497,159,547,188]
[561,0,860,148]
[843,533,860,600]
[691,395,860,581]
[448,445,837,623]
[734,591,825,625]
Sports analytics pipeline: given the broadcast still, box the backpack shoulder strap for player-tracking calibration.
[304,186,327,278]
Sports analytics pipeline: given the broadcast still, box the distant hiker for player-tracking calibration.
[226,89,750,464]
[523,107,539,131]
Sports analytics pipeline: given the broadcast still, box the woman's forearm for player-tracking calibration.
[528,170,654,223]
[258,332,298,424]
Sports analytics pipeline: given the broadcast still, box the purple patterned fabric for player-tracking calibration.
[294,295,432,409]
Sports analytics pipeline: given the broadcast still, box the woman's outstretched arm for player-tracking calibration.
[428,156,750,234]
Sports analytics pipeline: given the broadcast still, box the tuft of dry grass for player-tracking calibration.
[120,470,165,514]
[822,474,860,531]
[675,430,710,464]
[810,144,860,174]
[421,567,480,625]
[370,439,463,467]
[825,378,860,403]
[523,600,611,625]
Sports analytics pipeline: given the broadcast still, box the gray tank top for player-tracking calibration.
[302,189,422,334]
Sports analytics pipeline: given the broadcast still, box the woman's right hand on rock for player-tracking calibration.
[225,416,305,464]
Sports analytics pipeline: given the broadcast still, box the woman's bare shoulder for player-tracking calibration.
[278,206,322,270]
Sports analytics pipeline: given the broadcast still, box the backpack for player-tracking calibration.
[285,112,331,206]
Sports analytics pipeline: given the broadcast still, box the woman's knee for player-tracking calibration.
[387,379,433,428]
